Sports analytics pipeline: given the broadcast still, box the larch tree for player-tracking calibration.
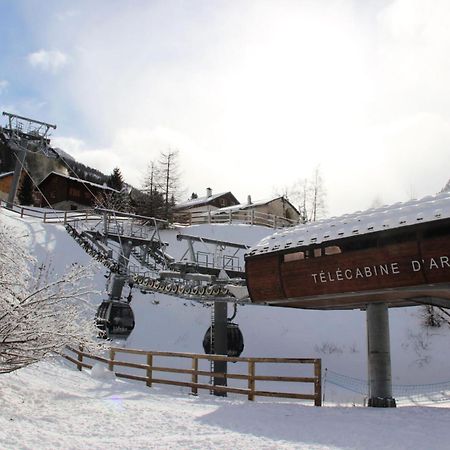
[158,149,181,221]
[0,218,106,374]
[139,161,164,218]
[283,166,328,223]
[140,150,182,220]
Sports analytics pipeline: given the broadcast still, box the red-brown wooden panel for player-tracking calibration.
[246,254,284,302]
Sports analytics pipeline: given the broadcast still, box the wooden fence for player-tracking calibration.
[64,346,322,406]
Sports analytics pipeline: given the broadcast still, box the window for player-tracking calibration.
[284,251,305,262]
[325,246,341,255]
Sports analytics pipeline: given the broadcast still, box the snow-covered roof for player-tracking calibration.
[174,191,232,210]
[248,192,450,256]
[52,147,75,161]
[0,171,14,179]
[39,171,118,192]
[212,196,298,215]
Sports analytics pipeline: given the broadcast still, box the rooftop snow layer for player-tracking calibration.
[174,191,230,209]
[211,196,283,214]
[40,171,118,192]
[248,191,450,256]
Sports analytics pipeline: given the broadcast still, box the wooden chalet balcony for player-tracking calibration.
[174,209,298,229]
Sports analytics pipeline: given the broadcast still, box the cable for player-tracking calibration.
[11,151,56,212]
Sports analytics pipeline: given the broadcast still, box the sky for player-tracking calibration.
[0,0,449,217]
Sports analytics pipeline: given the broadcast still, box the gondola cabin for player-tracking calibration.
[96,300,135,339]
[245,192,450,310]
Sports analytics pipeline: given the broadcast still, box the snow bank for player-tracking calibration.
[1,360,450,449]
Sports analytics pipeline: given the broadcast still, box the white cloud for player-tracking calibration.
[0,80,8,94]
[27,50,68,73]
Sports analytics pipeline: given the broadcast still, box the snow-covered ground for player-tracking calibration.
[2,359,450,450]
[2,207,450,449]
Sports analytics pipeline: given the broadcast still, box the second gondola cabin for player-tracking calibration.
[245,192,450,310]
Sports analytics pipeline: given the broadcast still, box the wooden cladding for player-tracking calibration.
[246,220,450,309]
[64,346,322,406]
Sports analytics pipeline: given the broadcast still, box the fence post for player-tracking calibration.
[228,211,232,224]
[109,349,115,372]
[76,344,84,371]
[20,207,24,219]
[250,209,254,225]
[64,211,68,224]
[146,353,153,387]
[191,356,198,395]
[248,360,255,401]
[314,359,322,406]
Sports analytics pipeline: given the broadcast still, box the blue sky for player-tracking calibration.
[1,0,449,216]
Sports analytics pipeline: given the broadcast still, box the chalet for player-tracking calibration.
[212,195,300,226]
[173,188,240,222]
[37,172,118,210]
[0,171,26,202]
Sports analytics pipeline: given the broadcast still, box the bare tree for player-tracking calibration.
[309,166,327,221]
[157,149,181,220]
[0,220,105,374]
[288,166,327,223]
[139,161,164,218]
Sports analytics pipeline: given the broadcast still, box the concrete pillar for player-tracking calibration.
[366,303,396,407]
[213,301,228,396]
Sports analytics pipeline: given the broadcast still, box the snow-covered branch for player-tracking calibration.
[0,221,107,374]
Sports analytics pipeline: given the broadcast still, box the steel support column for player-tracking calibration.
[109,240,133,301]
[7,148,26,208]
[366,303,396,407]
[213,301,228,396]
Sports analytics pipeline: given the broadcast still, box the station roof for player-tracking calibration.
[248,191,450,256]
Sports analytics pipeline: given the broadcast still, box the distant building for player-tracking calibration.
[173,188,240,223]
[37,172,118,210]
[212,195,300,226]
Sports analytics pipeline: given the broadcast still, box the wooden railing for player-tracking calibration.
[64,346,322,406]
[0,200,99,224]
[174,209,299,229]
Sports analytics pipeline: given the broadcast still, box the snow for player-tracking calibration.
[174,191,232,209]
[39,171,118,192]
[1,359,450,450]
[52,146,75,161]
[250,191,450,255]
[2,206,450,448]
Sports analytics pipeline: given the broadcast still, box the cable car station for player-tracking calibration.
[2,111,450,407]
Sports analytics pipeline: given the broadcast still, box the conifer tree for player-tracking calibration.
[107,167,124,191]
[18,173,34,206]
